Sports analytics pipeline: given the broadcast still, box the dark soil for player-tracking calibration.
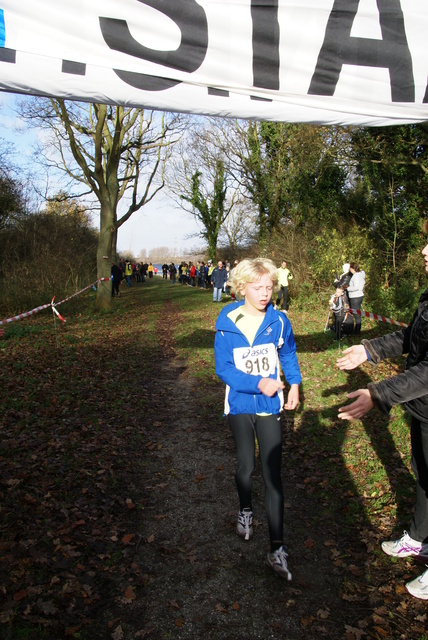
[118,322,352,640]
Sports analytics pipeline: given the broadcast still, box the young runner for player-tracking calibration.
[214,258,301,579]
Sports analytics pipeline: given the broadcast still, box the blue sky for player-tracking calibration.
[0,92,202,255]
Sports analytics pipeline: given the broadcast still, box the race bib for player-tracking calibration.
[233,343,277,377]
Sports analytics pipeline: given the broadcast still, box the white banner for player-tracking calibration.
[0,0,427,125]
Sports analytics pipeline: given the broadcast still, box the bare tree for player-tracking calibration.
[217,197,257,251]
[19,98,184,309]
[166,120,241,259]
[0,138,30,231]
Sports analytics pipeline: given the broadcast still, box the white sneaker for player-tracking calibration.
[237,509,253,540]
[266,546,292,580]
[381,531,428,560]
[405,568,428,600]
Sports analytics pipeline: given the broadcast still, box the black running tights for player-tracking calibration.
[229,413,284,545]
[410,416,428,543]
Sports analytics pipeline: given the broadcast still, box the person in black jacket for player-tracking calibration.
[211,260,228,302]
[336,233,428,600]
[111,262,122,297]
[334,263,352,291]
[330,263,352,338]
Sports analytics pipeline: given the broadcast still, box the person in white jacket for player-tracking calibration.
[347,262,366,335]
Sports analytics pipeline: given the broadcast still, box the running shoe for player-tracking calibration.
[237,509,253,540]
[381,531,428,560]
[405,568,428,600]
[266,546,292,580]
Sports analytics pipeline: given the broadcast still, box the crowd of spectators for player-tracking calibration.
[111,257,239,297]
[175,259,240,299]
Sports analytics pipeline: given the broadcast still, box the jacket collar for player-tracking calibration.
[215,300,278,332]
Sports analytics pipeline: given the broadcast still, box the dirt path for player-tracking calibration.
[115,297,366,640]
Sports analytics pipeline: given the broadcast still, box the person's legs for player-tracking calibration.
[349,296,363,335]
[254,414,284,547]
[410,417,428,544]
[228,414,256,511]
[276,287,284,309]
[282,287,288,311]
[382,415,428,553]
[335,309,343,341]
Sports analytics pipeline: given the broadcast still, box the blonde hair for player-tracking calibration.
[228,258,278,294]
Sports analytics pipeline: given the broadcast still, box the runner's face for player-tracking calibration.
[423,244,428,272]
[241,273,273,314]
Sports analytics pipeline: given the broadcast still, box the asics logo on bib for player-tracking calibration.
[241,347,269,359]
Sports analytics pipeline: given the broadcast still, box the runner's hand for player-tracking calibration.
[336,345,367,370]
[283,384,299,410]
[258,378,285,397]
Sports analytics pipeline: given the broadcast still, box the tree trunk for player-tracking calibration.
[96,202,116,311]
[207,234,218,262]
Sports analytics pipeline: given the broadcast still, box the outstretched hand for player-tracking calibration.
[338,389,374,421]
[336,345,367,370]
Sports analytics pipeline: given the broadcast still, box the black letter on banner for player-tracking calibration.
[0,48,16,63]
[251,0,279,90]
[100,0,208,91]
[308,0,414,102]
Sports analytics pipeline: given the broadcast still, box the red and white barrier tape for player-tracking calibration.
[349,307,408,328]
[0,277,110,328]
[0,291,410,336]
[50,297,66,323]
[53,278,110,309]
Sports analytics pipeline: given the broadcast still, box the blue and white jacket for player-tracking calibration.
[214,301,301,415]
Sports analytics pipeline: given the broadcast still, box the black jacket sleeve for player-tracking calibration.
[362,306,428,415]
[367,356,428,414]
[361,324,411,364]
